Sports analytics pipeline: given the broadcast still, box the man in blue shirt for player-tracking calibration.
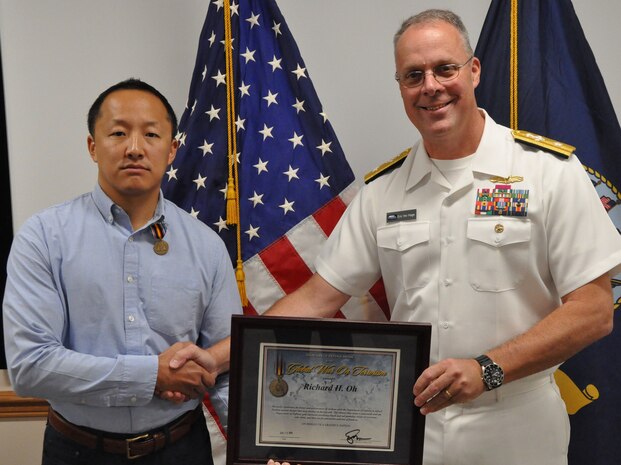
[3,79,241,464]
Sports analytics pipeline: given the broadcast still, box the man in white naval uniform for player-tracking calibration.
[172,9,621,465]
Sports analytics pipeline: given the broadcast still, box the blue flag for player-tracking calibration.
[163,0,357,316]
[475,1,621,463]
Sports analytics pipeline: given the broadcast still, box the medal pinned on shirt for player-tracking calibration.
[150,222,169,255]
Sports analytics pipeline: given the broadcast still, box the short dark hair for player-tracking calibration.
[87,78,178,138]
[394,9,473,56]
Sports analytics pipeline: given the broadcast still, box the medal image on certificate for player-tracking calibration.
[257,343,399,451]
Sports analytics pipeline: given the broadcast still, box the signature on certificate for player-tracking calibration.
[345,429,371,445]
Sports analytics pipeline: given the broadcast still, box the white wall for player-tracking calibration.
[0,0,619,463]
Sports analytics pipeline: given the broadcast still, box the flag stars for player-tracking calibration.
[241,47,256,64]
[316,139,333,155]
[292,98,305,114]
[219,183,228,199]
[246,12,260,28]
[245,224,260,241]
[268,55,282,72]
[201,65,207,81]
[235,116,246,131]
[263,90,279,107]
[199,140,214,156]
[208,31,216,47]
[213,216,228,232]
[239,81,251,97]
[283,165,300,181]
[279,198,295,215]
[212,70,226,86]
[320,110,329,123]
[205,105,221,121]
[193,173,207,190]
[259,124,274,140]
[189,207,200,219]
[315,173,330,189]
[213,0,224,11]
[288,132,304,148]
[230,1,239,16]
[253,158,269,174]
[220,38,235,49]
[177,132,187,147]
[272,21,282,36]
[166,166,178,181]
[248,191,264,207]
[292,64,307,80]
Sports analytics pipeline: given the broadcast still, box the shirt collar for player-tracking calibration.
[91,184,166,228]
[405,109,512,190]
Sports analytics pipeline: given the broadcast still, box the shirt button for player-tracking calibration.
[130,396,137,404]
[127,275,134,283]
[494,224,504,233]
[128,237,134,242]
[440,321,450,329]
[443,278,453,286]
[128,315,135,322]
[108,216,114,223]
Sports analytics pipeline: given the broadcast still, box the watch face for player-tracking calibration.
[483,363,504,389]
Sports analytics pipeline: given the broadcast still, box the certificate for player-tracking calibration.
[256,343,399,450]
[227,315,431,465]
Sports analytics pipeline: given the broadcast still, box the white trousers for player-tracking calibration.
[423,374,570,465]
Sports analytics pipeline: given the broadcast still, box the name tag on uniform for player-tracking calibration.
[386,209,417,223]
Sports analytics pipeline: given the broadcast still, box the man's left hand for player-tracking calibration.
[413,358,485,414]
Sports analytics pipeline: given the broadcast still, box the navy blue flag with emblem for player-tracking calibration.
[475,1,621,463]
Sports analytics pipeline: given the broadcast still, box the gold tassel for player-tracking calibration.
[226,176,238,225]
[235,259,248,307]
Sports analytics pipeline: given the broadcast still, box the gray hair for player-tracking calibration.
[393,9,473,56]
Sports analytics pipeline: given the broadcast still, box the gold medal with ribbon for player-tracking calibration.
[150,222,169,256]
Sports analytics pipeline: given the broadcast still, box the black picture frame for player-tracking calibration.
[227,315,431,465]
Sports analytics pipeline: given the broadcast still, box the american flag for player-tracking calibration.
[162,0,388,461]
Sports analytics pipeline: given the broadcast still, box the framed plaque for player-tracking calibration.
[227,315,431,465]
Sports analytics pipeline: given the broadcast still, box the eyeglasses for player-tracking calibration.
[395,56,474,88]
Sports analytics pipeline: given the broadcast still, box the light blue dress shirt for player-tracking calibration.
[3,184,242,433]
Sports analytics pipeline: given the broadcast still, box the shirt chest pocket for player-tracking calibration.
[466,218,532,292]
[377,221,430,290]
[147,275,201,338]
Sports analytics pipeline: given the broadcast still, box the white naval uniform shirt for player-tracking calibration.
[316,112,621,367]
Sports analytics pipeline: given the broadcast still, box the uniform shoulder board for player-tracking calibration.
[512,130,575,158]
[364,148,410,184]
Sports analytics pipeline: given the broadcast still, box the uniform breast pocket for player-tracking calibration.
[377,221,430,290]
[147,275,201,338]
[466,218,532,292]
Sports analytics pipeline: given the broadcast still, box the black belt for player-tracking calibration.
[47,407,203,460]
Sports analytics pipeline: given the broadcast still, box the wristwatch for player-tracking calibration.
[475,355,504,390]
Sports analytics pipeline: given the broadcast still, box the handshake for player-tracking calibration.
[154,341,223,403]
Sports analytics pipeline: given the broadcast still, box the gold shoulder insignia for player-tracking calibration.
[512,130,575,158]
[364,148,410,184]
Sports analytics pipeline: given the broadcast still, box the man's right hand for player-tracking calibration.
[156,342,213,400]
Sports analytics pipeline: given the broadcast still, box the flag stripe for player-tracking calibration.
[259,236,313,294]
[312,194,348,236]
[369,278,390,320]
